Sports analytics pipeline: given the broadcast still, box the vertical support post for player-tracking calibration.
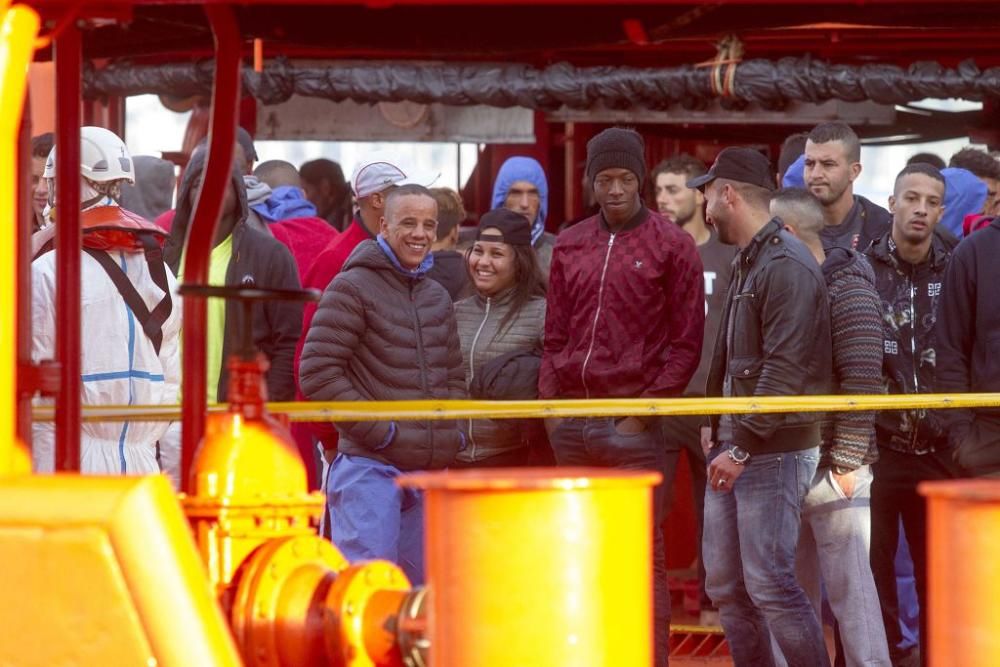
[16,87,31,446]
[54,21,81,472]
[0,5,40,475]
[563,121,575,222]
[180,5,241,491]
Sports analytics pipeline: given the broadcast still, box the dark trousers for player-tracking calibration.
[870,446,959,665]
[661,413,710,610]
[550,416,669,667]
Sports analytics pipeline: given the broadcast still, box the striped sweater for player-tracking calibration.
[820,247,884,470]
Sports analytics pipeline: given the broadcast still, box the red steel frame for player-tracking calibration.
[53,23,81,471]
[179,5,241,492]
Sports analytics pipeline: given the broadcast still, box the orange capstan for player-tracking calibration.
[81,205,166,252]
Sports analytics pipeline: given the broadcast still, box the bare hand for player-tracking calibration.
[708,454,745,494]
[613,416,647,435]
[832,469,857,498]
[700,426,714,457]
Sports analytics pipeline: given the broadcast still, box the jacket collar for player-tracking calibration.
[475,286,516,307]
[739,217,784,267]
[599,203,648,234]
[870,229,950,271]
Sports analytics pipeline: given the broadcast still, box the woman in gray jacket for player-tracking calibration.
[454,209,547,466]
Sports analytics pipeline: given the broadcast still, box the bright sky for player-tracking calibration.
[124,94,985,209]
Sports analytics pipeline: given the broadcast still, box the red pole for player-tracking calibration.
[54,23,81,472]
[16,92,32,444]
[180,5,241,491]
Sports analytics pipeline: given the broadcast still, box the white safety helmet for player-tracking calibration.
[42,126,135,184]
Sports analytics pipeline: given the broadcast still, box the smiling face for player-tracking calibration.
[803,139,860,207]
[468,228,517,297]
[889,172,945,247]
[380,193,438,269]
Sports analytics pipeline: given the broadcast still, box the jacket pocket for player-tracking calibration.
[728,356,762,396]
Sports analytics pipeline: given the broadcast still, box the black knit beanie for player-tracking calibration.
[585,128,646,187]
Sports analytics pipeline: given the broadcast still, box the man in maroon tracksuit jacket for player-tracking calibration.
[539,127,705,667]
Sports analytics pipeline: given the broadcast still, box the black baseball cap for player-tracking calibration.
[477,208,533,246]
[686,147,775,192]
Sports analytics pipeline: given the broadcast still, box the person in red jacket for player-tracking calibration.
[295,152,438,488]
[539,127,705,667]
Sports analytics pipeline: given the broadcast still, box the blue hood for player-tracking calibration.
[781,154,806,189]
[941,167,987,238]
[490,156,548,245]
[250,185,318,223]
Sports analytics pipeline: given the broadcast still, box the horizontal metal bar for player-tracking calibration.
[29,393,1000,423]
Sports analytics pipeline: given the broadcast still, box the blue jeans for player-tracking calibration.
[549,417,669,667]
[703,445,829,667]
[324,453,425,585]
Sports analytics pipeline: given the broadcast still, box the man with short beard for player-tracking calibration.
[804,121,891,251]
[651,154,734,623]
[864,163,961,666]
[691,147,832,667]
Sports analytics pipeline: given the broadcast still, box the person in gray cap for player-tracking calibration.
[540,127,705,667]
[693,147,833,666]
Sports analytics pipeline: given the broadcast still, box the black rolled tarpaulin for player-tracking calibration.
[82,57,1000,109]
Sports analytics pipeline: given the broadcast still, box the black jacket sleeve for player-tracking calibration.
[936,248,976,447]
[261,241,303,401]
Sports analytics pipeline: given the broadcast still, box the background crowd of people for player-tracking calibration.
[28,118,1000,667]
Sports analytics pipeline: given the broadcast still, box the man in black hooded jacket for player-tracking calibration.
[164,147,303,402]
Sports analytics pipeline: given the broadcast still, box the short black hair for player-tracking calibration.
[907,152,946,170]
[384,183,436,220]
[777,132,809,178]
[717,178,773,211]
[650,154,707,183]
[31,133,54,159]
[807,122,861,162]
[253,159,300,189]
[949,147,1000,181]
[894,162,946,195]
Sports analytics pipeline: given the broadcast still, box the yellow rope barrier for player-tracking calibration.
[30,393,1000,423]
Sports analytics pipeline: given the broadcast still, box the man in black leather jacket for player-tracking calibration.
[691,147,833,667]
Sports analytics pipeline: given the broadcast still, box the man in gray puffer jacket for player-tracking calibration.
[300,183,466,585]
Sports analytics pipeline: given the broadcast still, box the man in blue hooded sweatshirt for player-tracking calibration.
[300,184,467,585]
[491,156,558,280]
[940,166,987,238]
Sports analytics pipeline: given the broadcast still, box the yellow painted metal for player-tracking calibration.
[34,392,1000,423]
[920,480,1000,667]
[0,474,241,666]
[182,411,326,599]
[0,5,38,476]
[400,468,661,667]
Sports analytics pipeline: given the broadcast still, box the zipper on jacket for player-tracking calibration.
[409,282,433,465]
[467,297,492,460]
[580,234,616,399]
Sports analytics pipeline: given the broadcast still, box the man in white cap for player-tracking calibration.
[293,152,438,484]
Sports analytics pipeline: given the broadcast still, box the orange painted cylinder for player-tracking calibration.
[400,467,660,667]
[920,479,1000,666]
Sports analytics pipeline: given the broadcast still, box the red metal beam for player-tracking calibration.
[54,23,82,471]
[16,91,32,444]
[179,4,240,491]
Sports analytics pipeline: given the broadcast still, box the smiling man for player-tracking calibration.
[300,183,466,586]
[804,121,891,251]
[863,162,961,665]
[540,127,705,667]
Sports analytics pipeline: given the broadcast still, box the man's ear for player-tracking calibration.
[849,161,863,183]
[379,216,388,236]
[447,225,459,245]
[888,195,896,214]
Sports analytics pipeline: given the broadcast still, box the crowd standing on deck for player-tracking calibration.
[27,118,1000,666]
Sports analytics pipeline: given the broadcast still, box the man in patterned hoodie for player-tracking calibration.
[540,127,705,667]
[772,187,890,666]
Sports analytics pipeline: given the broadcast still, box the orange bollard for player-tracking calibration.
[920,479,1000,667]
[400,467,661,667]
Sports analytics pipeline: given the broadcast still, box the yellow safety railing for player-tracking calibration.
[30,393,1000,423]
